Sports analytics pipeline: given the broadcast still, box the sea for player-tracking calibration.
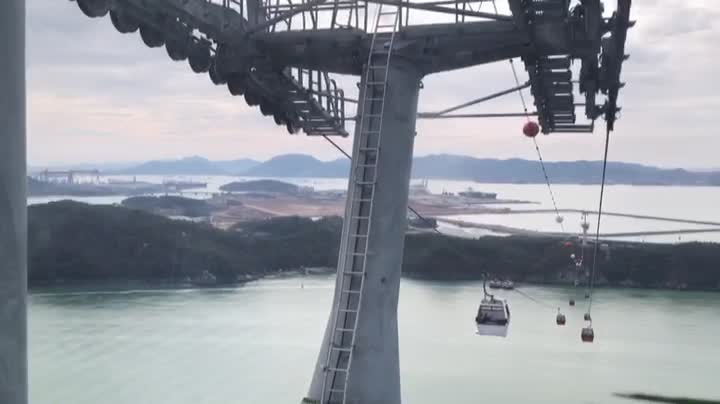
[26,177,720,403]
[30,275,720,404]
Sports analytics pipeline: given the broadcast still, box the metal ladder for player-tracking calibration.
[319,4,400,404]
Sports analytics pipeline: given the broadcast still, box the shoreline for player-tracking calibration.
[29,269,720,294]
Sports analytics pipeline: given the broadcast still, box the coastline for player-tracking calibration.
[29,268,720,294]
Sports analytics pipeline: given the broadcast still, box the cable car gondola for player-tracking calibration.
[556,309,566,326]
[581,326,595,343]
[475,276,510,338]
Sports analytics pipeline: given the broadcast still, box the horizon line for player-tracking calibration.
[27,153,720,172]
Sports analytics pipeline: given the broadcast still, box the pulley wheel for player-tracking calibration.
[110,9,139,33]
[77,0,109,18]
[139,24,164,48]
[188,43,212,73]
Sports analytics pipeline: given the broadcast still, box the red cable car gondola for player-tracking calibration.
[581,326,595,343]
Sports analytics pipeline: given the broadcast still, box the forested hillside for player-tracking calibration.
[27,202,720,290]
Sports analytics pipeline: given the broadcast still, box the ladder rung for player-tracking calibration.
[343,271,365,276]
[379,11,397,16]
[338,308,360,313]
[354,182,375,186]
[328,388,345,393]
[376,24,396,28]
[327,367,349,372]
[367,81,385,85]
[342,289,362,294]
[332,346,353,353]
[352,198,373,203]
[335,328,354,333]
[364,97,385,102]
[349,233,369,237]
[357,163,377,168]
[369,65,387,69]
[359,147,379,152]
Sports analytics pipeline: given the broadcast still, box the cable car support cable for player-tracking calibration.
[489,0,564,233]
[325,136,565,327]
[512,287,555,310]
[587,126,612,317]
[323,135,443,236]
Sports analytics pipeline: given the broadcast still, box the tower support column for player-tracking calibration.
[0,1,29,404]
[306,59,422,404]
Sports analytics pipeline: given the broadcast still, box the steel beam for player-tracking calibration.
[0,1,28,404]
[245,0,327,35]
[420,82,530,116]
[305,59,422,404]
[417,112,537,119]
[365,0,513,21]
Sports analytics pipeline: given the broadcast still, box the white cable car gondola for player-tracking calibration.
[475,276,510,337]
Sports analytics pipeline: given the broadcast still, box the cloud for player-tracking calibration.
[26,0,720,169]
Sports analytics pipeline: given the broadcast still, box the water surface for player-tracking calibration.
[30,275,720,403]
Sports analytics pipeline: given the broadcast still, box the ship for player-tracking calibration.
[458,187,497,200]
[162,180,208,191]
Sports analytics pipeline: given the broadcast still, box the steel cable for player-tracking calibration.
[586,126,612,316]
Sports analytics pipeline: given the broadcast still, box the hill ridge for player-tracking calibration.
[93,154,720,185]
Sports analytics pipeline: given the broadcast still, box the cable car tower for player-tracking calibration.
[0,0,633,403]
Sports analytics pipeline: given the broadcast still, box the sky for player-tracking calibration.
[26,0,720,168]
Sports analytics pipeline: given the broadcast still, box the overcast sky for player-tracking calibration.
[26,0,719,168]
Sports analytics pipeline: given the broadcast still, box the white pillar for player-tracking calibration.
[306,59,422,404]
[0,1,29,404]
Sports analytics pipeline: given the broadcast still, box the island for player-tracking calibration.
[121,195,213,218]
[220,179,303,194]
[27,201,720,291]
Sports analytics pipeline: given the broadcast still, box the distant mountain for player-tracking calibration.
[114,157,259,176]
[411,154,720,185]
[57,153,720,186]
[239,153,720,185]
[242,154,350,177]
[214,158,261,174]
[117,156,229,175]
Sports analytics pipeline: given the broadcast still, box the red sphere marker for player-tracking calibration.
[523,121,540,137]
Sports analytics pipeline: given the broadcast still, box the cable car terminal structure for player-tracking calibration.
[0,0,632,403]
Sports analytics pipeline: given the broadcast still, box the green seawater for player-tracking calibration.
[30,275,720,403]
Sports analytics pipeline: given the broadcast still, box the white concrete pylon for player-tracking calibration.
[0,1,28,404]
